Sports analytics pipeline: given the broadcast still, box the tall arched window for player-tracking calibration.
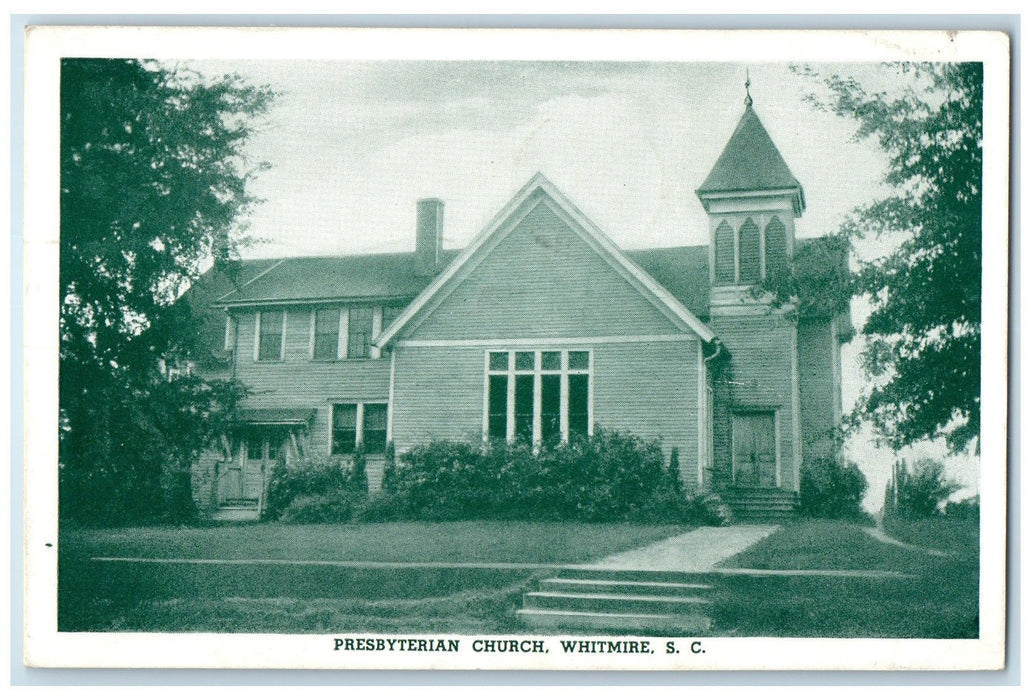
[738,218,761,283]
[764,216,788,279]
[714,221,735,286]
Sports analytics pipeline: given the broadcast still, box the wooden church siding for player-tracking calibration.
[710,312,799,489]
[798,317,838,462]
[233,308,392,411]
[407,201,683,341]
[592,339,701,493]
[389,345,487,454]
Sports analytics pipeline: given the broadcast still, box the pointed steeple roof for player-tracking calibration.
[697,103,806,213]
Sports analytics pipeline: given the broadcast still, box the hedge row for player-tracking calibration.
[266,429,731,525]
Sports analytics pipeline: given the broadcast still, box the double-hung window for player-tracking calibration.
[312,308,341,360]
[256,310,286,361]
[485,350,591,444]
[347,307,375,359]
[332,402,389,454]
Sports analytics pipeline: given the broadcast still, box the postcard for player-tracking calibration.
[21,25,1009,671]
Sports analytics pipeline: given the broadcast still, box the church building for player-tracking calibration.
[187,90,852,521]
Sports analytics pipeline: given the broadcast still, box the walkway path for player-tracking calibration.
[861,527,951,557]
[587,525,780,572]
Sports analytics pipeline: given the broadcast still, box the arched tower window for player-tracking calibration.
[764,216,787,279]
[738,218,761,284]
[714,221,735,286]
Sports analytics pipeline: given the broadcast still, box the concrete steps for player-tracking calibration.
[210,507,261,523]
[721,488,798,522]
[518,567,714,634]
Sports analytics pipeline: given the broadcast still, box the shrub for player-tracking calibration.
[685,493,733,526]
[352,491,409,523]
[381,441,399,493]
[280,492,358,524]
[265,454,366,522]
[945,495,979,520]
[389,429,691,523]
[895,458,962,517]
[799,455,868,520]
[350,443,369,495]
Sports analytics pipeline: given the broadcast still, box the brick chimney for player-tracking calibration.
[416,198,444,276]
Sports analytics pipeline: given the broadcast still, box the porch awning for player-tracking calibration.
[233,408,316,426]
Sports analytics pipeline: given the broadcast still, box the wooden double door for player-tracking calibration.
[732,412,778,488]
[219,428,286,504]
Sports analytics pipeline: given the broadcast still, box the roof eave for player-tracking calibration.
[695,185,806,217]
[216,293,417,310]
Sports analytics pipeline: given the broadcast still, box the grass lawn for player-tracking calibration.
[59,520,686,633]
[59,518,981,637]
[712,518,980,638]
[882,515,980,557]
[61,520,686,564]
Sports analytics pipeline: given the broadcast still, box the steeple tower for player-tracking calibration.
[695,82,808,496]
[696,83,805,297]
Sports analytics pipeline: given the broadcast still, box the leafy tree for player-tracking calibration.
[59,59,273,523]
[798,63,983,453]
[894,458,963,517]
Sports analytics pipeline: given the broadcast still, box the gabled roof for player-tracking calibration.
[697,105,806,213]
[374,173,717,347]
[214,250,460,307]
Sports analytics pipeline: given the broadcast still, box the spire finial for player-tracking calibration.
[744,69,753,107]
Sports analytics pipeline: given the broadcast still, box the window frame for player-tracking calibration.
[310,307,344,361]
[254,309,287,362]
[330,400,390,455]
[483,349,593,445]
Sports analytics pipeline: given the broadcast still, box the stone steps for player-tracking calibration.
[721,488,799,522]
[210,505,261,521]
[539,577,712,597]
[518,569,714,634]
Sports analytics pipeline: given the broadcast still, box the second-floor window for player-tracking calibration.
[347,306,375,359]
[312,308,341,360]
[256,310,285,361]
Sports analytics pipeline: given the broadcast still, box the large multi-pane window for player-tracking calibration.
[256,310,285,361]
[332,402,389,455]
[312,308,341,360]
[485,350,591,444]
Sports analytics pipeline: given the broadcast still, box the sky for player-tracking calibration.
[189,59,979,509]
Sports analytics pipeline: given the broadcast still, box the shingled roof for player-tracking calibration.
[214,250,461,306]
[199,244,712,320]
[697,105,805,213]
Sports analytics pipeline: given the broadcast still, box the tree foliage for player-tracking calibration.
[892,458,963,517]
[59,59,273,523]
[801,63,983,453]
